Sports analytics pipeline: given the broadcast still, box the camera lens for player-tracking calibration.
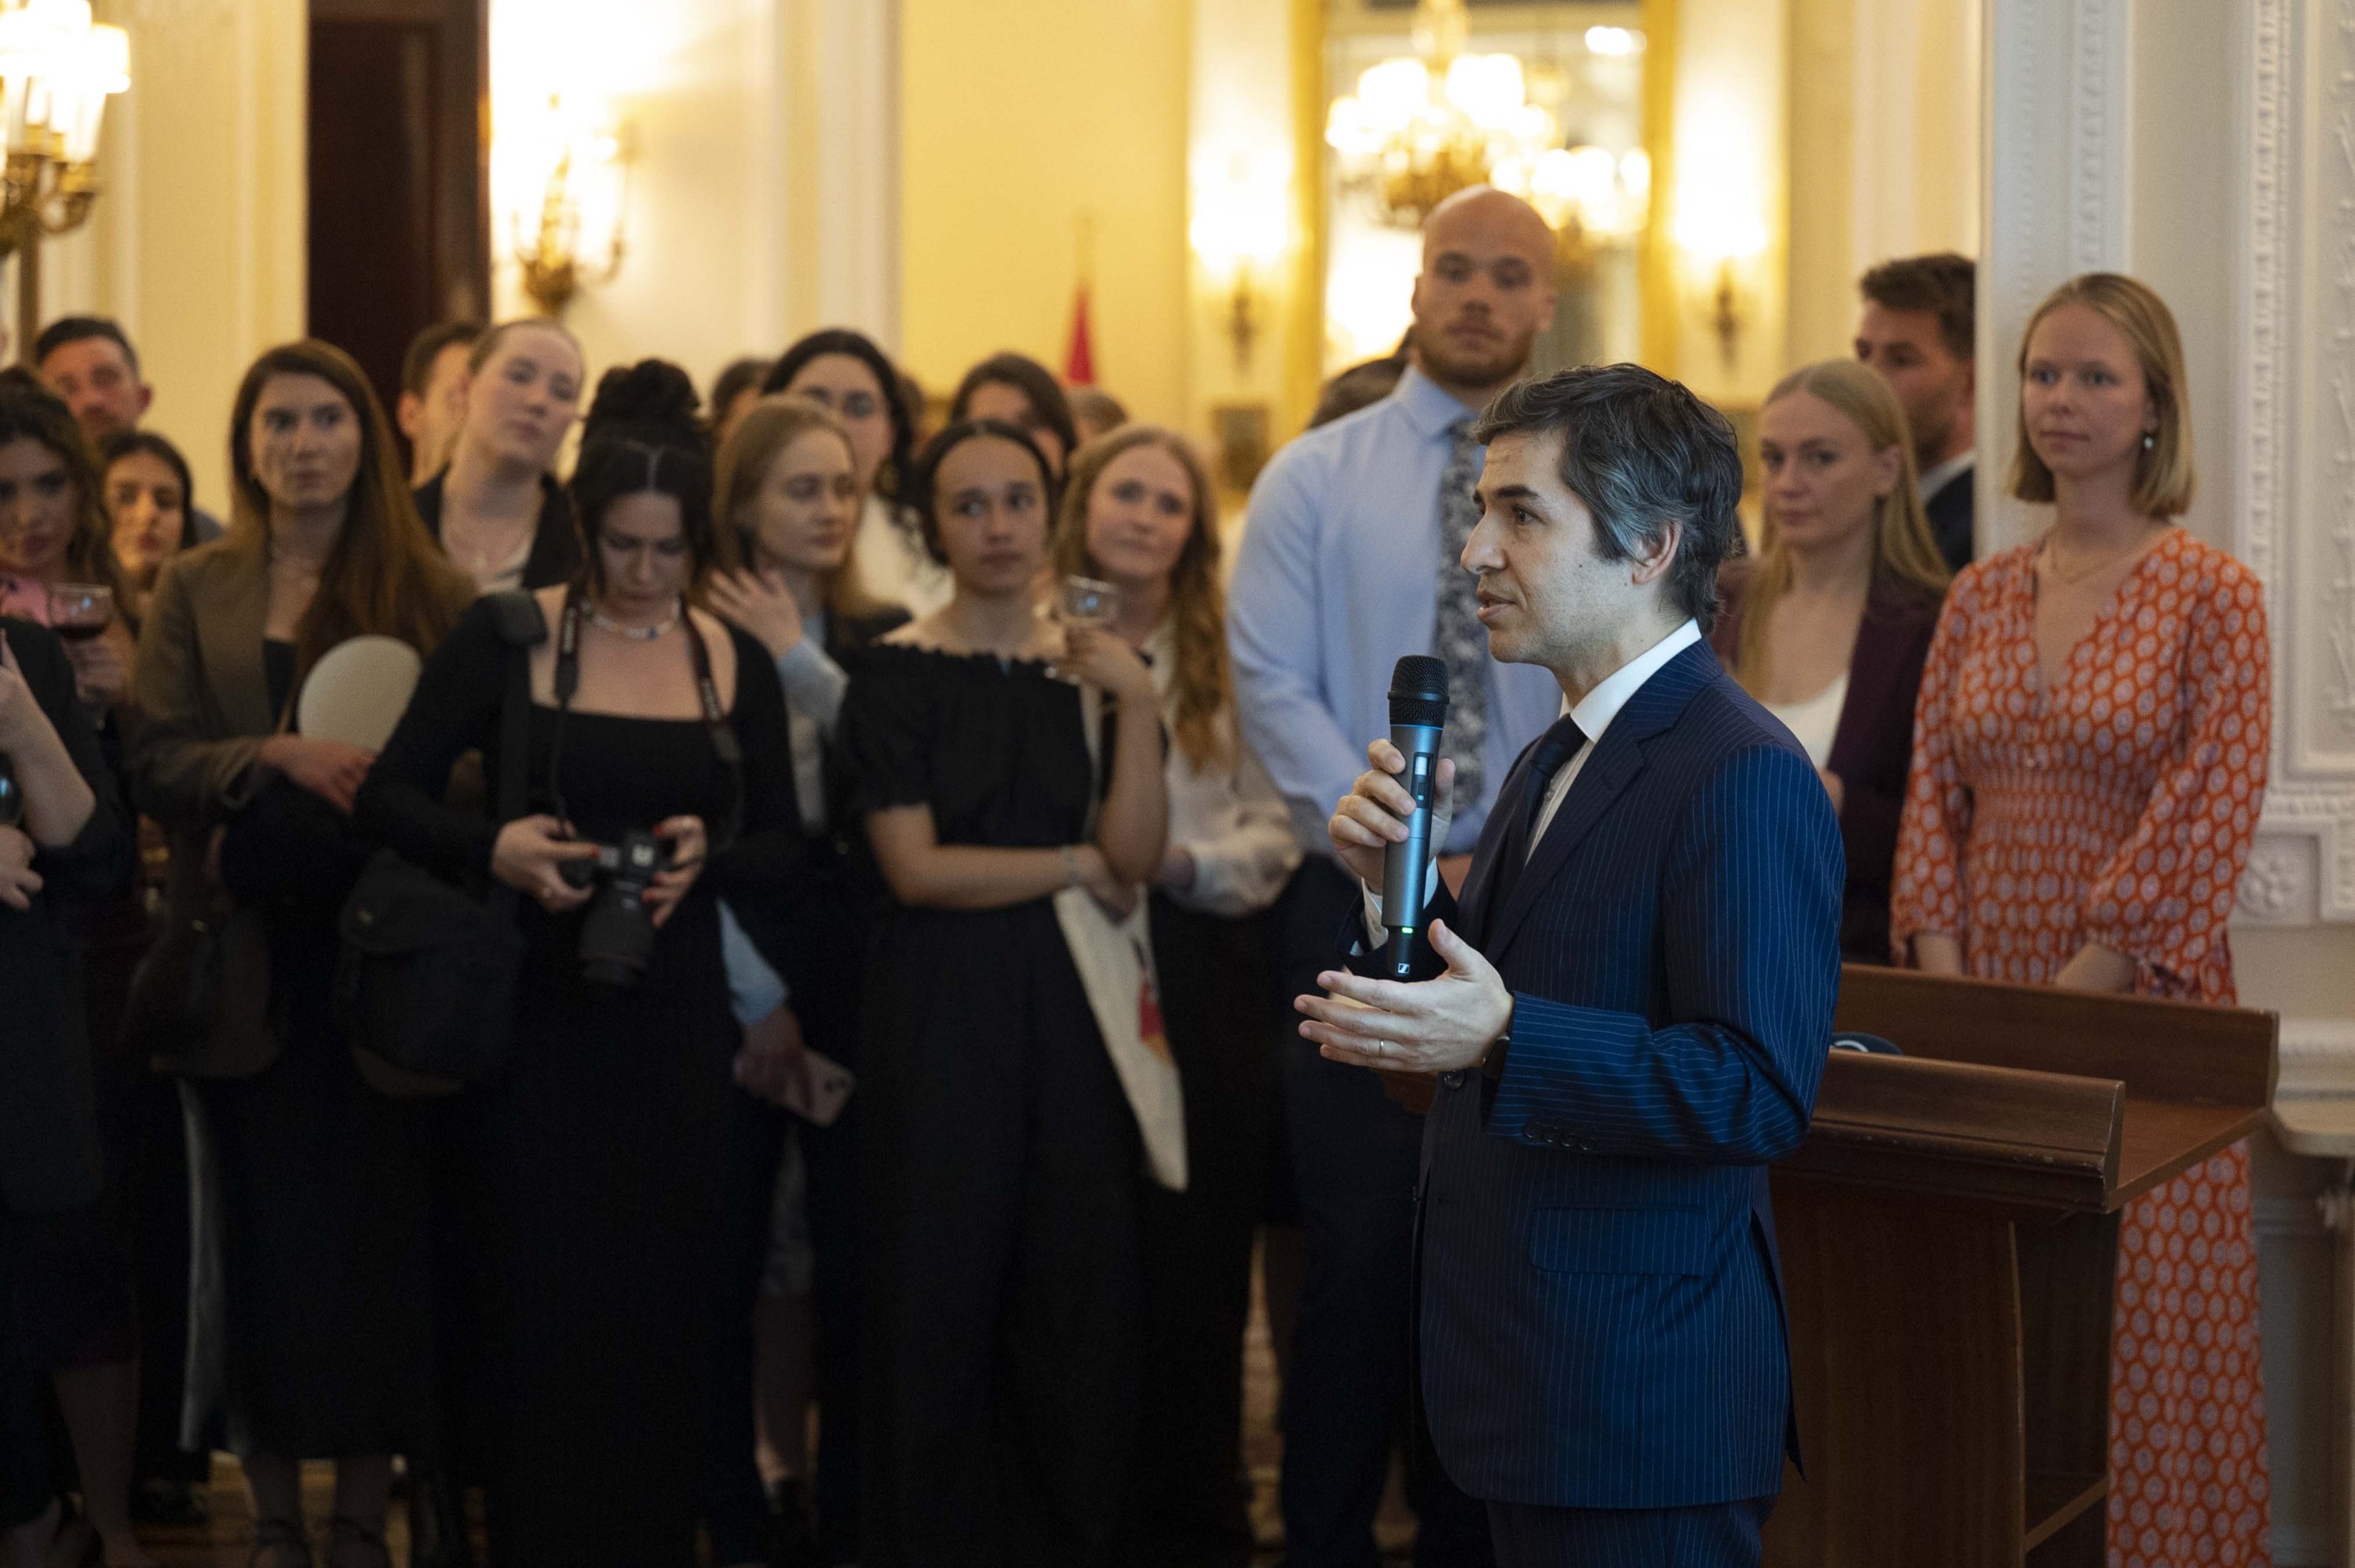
[575,830,663,987]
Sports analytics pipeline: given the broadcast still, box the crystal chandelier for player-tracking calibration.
[1325,2,1649,247]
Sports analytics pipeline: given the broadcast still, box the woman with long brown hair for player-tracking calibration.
[0,370,132,704]
[130,339,473,1568]
[1711,359,1950,963]
[0,373,155,1568]
[1051,424,1298,1559]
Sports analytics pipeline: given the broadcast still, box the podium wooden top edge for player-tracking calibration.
[1783,1052,2123,1210]
[1377,965,2276,1212]
[1834,964,2278,1112]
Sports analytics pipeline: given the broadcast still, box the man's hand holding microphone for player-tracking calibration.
[1298,655,1513,1078]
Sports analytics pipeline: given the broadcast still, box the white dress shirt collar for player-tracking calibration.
[1393,360,1490,439]
[1919,448,1975,500]
[1563,618,1706,746]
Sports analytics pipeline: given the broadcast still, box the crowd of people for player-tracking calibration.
[0,176,2270,1568]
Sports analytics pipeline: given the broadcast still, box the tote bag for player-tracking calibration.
[1052,679,1186,1191]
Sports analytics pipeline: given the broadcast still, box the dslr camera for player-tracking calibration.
[558,828,670,986]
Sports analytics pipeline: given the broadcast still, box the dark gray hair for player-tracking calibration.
[1472,363,1743,632]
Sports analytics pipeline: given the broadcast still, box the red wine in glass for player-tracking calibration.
[46,583,112,643]
[46,584,114,706]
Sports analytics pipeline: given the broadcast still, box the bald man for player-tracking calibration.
[1227,187,1565,1568]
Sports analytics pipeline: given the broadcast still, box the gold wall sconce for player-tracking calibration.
[1672,196,1765,369]
[1191,152,1290,374]
[0,0,128,359]
[509,92,633,318]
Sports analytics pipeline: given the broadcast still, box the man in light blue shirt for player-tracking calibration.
[1229,185,1563,1568]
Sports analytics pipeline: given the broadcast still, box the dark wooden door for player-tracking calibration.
[307,0,488,425]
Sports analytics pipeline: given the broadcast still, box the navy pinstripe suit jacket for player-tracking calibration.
[1360,639,1842,1511]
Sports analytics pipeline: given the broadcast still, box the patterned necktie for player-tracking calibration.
[1434,419,1489,815]
[1490,715,1587,916]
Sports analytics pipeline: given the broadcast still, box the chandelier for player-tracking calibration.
[1325,0,1648,246]
[0,0,129,359]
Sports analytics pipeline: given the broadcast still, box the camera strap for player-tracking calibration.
[546,585,745,853]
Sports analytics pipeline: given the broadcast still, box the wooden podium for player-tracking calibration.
[1375,965,2276,1565]
[1765,966,2276,1566]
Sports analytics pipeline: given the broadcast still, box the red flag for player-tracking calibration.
[1063,283,1096,386]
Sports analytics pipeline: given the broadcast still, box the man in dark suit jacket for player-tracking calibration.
[1857,253,1977,572]
[1298,365,1844,1566]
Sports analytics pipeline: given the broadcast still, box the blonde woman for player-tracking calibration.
[699,394,907,1566]
[1711,359,1950,963]
[1051,425,1298,1557]
[1893,273,2272,1567]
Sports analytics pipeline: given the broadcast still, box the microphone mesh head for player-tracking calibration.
[1389,655,1449,725]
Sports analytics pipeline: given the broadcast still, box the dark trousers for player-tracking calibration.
[701,1080,864,1566]
[801,1092,859,1562]
[1276,860,1489,1568]
[1484,1497,1772,1568]
[1123,895,1282,1567]
[705,1086,788,1567]
[860,903,1141,1568]
[0,1214,51,1531]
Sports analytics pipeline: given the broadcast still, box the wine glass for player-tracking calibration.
[1057,574,1117,629]
[1053,574,1119,684]
[46,583,114,708]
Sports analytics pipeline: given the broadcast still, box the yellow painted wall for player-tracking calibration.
[900,0,1192,426]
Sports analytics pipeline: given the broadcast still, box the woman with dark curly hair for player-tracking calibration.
[358,361,809,1567]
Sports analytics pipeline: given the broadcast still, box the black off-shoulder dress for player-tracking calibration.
[356,600,806,1568]
[841,644,1143,1567]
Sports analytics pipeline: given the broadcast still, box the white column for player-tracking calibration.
[803,0,900,348]
[1976,0,2130,556]
[765,0,900,351]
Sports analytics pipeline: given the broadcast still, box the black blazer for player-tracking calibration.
[414,470,582,590]
[1923,461,1974,574]
[1711,565,1943,964]
[0,618,132,1212]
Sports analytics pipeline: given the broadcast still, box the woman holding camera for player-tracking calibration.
[842,417,1166,1566]
[358,363,808,1568]
[128,341,476,1566]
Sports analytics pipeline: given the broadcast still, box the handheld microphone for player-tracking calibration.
[1382,655,1450,979]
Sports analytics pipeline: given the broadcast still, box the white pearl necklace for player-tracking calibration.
[586,603,679,640]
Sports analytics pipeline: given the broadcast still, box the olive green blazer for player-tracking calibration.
[125,534,472,1076]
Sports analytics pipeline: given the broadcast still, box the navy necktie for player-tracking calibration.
[1491,716,1587,914]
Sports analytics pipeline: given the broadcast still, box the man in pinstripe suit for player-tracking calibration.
[1298,364,1844,1566]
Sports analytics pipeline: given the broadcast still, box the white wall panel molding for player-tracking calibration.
[1978,0,2131,556]
[2236,0,2355,926]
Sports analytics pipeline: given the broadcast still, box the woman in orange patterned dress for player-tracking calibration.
[1893,272,2273,1567]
